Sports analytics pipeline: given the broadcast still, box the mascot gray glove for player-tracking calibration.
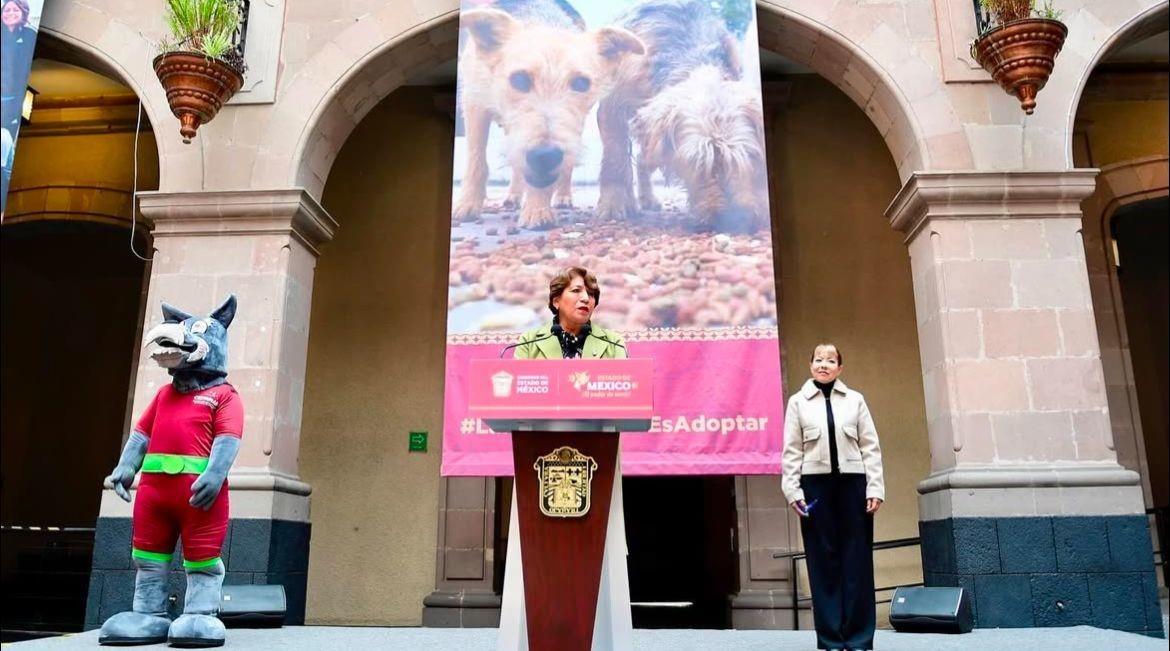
[105,431,149,503]
[189,435,241,510]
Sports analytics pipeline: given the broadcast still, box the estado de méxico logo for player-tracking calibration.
[567,371,635,393]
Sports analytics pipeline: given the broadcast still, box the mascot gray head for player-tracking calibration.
[143,295,236,393]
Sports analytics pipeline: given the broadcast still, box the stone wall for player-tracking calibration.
[38,1,1170,195]
[921,515,1162,637]
[298,87,453,626]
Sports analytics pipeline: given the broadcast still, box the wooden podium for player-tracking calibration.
[468,359,653,651]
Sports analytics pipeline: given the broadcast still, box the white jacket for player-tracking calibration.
[781,379,885,504]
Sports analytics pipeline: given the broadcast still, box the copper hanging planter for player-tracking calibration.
[972,18,1067,114]
[153,51,244,143]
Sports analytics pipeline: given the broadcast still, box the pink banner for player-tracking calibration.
[442,0,782,475]
[443,336,783,476]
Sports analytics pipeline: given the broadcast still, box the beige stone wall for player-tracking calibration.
[769,76,929,609]
[6,127,159,226]
[1073,74,1169,512]
[298,88,454,625]
[1073,72,1169,168]
[40,1,1168,198]
[1077,100,1169,168]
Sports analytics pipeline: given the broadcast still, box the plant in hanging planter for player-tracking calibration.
[972,0,1067,114]
[153,0,247,142]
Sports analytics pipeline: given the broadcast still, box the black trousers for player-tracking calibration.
[799,473,875,650]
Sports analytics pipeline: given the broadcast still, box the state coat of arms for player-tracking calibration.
[534,446,598,518]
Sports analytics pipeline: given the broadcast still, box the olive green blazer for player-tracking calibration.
[512,323,628,359]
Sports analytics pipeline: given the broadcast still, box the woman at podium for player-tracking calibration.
[513,266,627,360]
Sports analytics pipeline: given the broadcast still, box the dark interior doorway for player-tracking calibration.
[492,475,741,629]
[1,221,146,639]
[624,476,739,629]
[1112,196,1170,583]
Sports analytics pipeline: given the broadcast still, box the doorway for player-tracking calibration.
[0,221,147,638]
[623,476,739,628]
[1112,197,1170,577]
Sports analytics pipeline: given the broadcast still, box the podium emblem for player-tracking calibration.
[491,371,514,397]
[534,446,598,518]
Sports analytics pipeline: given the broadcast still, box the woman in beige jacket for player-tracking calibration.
[781,344,884,651]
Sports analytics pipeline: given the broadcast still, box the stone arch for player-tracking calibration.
[1080,155,1169,505]
[266,6,459,197]
[3,30,164,232]
[1065,2,1169,166]
[284,1,939,199]
[754,4,939,180]
[37,6,202,192]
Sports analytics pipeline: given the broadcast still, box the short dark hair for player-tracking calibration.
[548,266,600,315]
[810,343,843,365]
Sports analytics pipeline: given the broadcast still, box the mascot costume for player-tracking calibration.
[99,296,242,648]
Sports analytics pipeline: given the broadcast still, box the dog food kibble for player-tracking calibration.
[448,207,778,332]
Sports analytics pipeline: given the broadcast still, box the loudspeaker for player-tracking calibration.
[218,584,286,628]
[888,586,973,634]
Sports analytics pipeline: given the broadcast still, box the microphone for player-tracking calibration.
[587,331,626,350]
[498,332,556,358]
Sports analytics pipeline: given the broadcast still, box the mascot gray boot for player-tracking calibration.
[98,558,171,645]
[168,559,226,648]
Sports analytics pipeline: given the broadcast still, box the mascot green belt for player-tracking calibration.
[99,296,242,648]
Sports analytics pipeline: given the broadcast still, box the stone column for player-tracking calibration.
[729,80,807,631]
[886,171,1163,638]
[420,91,503,628]
[86,189,337,629]
[730,476,808,629]
[422,477,503,626]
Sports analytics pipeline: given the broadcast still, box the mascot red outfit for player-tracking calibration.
[130,382,242,570]
[100,296,241,648]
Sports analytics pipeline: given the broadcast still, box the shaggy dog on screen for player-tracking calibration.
[599,0,768,233]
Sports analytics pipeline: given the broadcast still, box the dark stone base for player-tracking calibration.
[421,590,501,627]
[85,517,311,630]
[920,515,1164,638]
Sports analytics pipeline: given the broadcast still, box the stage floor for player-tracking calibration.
[9,625,1167,650]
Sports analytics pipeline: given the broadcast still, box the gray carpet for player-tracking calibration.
[8,626,1166,650]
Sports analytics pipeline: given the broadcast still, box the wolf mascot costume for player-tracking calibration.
[99,296,242,647]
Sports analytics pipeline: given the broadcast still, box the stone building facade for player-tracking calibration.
[1,0,1166,638]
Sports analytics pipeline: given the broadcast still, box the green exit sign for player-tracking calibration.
[408,431,428,452]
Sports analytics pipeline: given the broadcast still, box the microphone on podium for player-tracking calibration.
[498,333,556,358]
[587,331,626,351]
[497,331,625,358]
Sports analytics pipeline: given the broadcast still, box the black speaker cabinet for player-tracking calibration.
[889,586,973,634]
[218,584,286,628]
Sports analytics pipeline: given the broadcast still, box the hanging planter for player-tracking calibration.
[154,52,243,143]
[971,0,1067,114]
[154,0,247,142]
[972,19,1067,114]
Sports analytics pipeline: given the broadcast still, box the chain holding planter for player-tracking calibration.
[971,0,1067,114]
[153,0,247,143]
